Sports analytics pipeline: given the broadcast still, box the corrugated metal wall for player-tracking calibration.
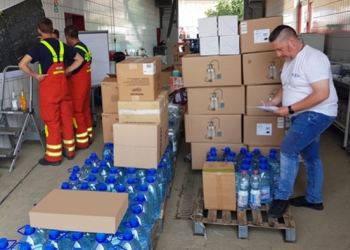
[265,0,298,30]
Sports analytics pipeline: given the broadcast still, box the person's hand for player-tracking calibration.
[273,106,289,116]
[36,74,48,82]
[65,70,72,77]
[264,100,275,107]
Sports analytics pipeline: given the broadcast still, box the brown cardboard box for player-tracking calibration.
[187,86,244,115]
[247,145,280,157]
[160,65,173,85]
[182,54,242,87]
[116,57,161,101]
[118,91,168,123]
[185,114,242,143]
[243,116,285,145]
[29,189,128,234]
[102,113,119,143]
[203,162,236,211]
[113,115,169,168]
[243,51,284,85]
[101,77,119,113]
[191,143,245,169]
[245,84,281,115]
[173,43,190,66]
[240,16,283,54]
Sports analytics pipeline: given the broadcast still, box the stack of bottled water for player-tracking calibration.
[168,103,182,156]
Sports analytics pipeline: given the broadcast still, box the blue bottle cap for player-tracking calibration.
[109,167,117,174]
[129,217,139,227]
[69,174,78,181]
[209,147,216,152]
[146,176,155,183]
[44,245,57,250]
[100,160,107,167]
[95,233,106,242]
[0,238,8,248]
[80,182,89,190]
[105,155,112,161]
[24,225,35,235]
[253,148,261,155]
[128,168,136,174]
[240,148,247,154]
[106,176,116,183]
[259,163,268,170]
[19,242,31,250]
[122,230,133,240]
[91,167,99,174]
[72,231,83,240]
[243,158,251,165]
[106,142,113,147]
[140,184,148,191]
[210,151,218,157]
[90,153,97,159]
[241,164,250,171]
[88,174,97,181]
[136,193,146,202]
[158,162,165,169]
[259,156,268,163]
[127,177,135,184]
[224,147,231,153]
[98,183,107,192]
[207,156,216,162]
[246,152,253,158]
[269,153,276,158]
[116,184,126,193]
[61,182,70,190]
[229,151,236,157]
[48,230,60,239]
[270,148,277,153]
[84,159,91,164]
[147,168,157,175]
[131,205,142,214]
[72,165,80,173]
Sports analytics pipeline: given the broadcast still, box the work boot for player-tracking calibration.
[38,157,61,166]
[267,199,289,218]
[289,196,323,210]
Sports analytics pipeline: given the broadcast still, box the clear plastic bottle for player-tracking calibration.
[206,147,217,159]
[221,147,231,161]
[80,159,93,181]
[237,171,249,211]
[68,166,81,179]
[259,163,273,204]
[11,89,18,111]
[91,233,113,250]
[250,169,261,210]
[132,193,155,227]
[237,148,248,162]
[137,184,156,221]
[116,229,142,250]
[42,230,70,249]
[126,168,138,180]
[91,167,104,183]
[68,174,80,190]
[145,176,162,220]
[89,153,101,168]
[70,232,92,250]
[98,160,110,182]
[147,168,166,201]
[104,155,114,169]
[97,183,107,192]
[125,177,139,200]
[87,174,99,191]
[136,169,148,184]
[18,225,45,250]
[16,242,32,250]
[78,182,89,191]
[0,238,16,250]
[128,204,153,239]
[102,142,113,160]
[43,245,56,250]
[105,176,117,192]
[19,88,27,111]
[268,153,280,190]
[251,148,262,170]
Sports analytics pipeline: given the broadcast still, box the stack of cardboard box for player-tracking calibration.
[113,57,169,169]
[240,16,285,153]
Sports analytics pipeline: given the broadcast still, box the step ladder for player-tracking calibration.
[0,65,45,172]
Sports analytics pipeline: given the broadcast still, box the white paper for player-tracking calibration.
[143,62,156,75]
[254,29,270,43]
[257,123,272,136]
[246,106,278,112]
[240,22,247,34]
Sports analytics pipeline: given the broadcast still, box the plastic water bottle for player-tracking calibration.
[105,176,117,192]
[91,233,113,250]
[250,169,261,210]
[68,166,81,179]
[207,151,221,161]
[137,184,156,220]
[126,168,138,180]
[221,147,231,161]
[206,156,217,162]
[78,182,89,191]
[136,169,148,184]
[70,232,92,249]
[206,147,217,159]
[237,171,249,211]
[160,155,172,183]
[91,167,104,183]
[42,230,70,249]
[237,148,248,162]
[268,153,280,190]
[108,167,121,182]
[99,160,110,182]
[132,193,155,227]
[252,148,262,170]
[80,159,93,181]
[242,158,253,175]
[16,242,32,250]
[18,225,45,250]
[89,153,101,168]
[0,238,16,250]
[125,177,139,200]
[129,204,153,238]
[98,183,107,192]
[270,148,280,160]
[117,229,142,250]
[68,174,80,190]
[61,182,71,190]
[259,163,273,204]
[147,168,165,201]
[43,244,56,250]
[116,183,127,193]
[104,155,114,168]
[102,142,113,160]
[145,176,162,220]
[87,174,99,191]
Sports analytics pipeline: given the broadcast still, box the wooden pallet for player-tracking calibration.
[192,188,296,242]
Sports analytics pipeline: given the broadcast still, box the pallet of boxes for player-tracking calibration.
[187,15,296,242]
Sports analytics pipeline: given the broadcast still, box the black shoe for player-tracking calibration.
[76,145,89,151]
[289,196,323,210]
[64,155,75,160]
[38,157,61,166]
[268,199,289,218]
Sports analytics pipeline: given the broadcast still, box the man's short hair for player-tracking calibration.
[269,25,298,42]
[53,29,59,39]
[64,25,79,39]
[37,18,53,34]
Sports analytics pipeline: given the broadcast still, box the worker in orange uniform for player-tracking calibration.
[19,18,84,166]
[64,25,93,148]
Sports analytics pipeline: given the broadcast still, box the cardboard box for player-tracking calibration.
[243,51,284,85]
[118,91,168,123]
[173,43,190,66]
[203,162,236,210]
[198,17,218,37]
[101,77,119,113]
[187,86,244,115]
[185,114,242,143]
[200,36,219,56]
[116,57,161,101]
[160,65,173,85]
[247,145,280,157]
[182,54,242,87]
[113,115,169,168]
[191,142,245,170]
[169,76,184,92]
[240,16,283,53]
[102,113,119,143]
[219,35,240,55]
[29,189,128,234]
[243,116,285,145]
[245,84,281,115]
[218,15,238,36]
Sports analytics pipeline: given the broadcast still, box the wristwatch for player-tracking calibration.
[288,105,295,114]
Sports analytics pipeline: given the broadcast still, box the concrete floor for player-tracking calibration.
[0,114,350,249]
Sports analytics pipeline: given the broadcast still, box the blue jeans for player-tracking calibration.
[275,111,335,203]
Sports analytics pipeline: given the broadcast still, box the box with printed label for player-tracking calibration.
[160,65,173,85]
[203,162,236,211]
[185,114,242,143]
[169,76,184,92]
[191,143,245,170]
[198,17,218,37]
[101,77,119,113]
[29,189,128,234]
[243,51,284,85]
[243,116,285,145]
[113,116,169,169]
[118,91,168,123]
[173,43,190,65]
[102,113,119,143]
[116,57,161,101]
[218,15,238,36]
[200,36,219,56]
[187,86,244,115]
[247,145,280,157]
[246,84,281,115]
[239,16,283,54]
[182,54,242,87]
[219,35,240,55]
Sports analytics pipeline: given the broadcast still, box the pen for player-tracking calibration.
[261,101,266,106]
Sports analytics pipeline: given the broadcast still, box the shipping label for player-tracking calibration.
[256,123,272,136]
[254,29,270,44]
[143,62,156,75]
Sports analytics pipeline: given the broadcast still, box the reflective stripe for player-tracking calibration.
[87,69,91,72]
[44,125,49,137]
[77,138,89,143]
[63,139,75,144]
[87,127,93,132]
[76,132,88,138]
[38,64,42,75]
[38,40,65,73]
[46,151,62,157]
[47,144,62,150]
[53,70,65,75]
[74,45,92,62]
[66,145,75,152]
[73,118,78,129]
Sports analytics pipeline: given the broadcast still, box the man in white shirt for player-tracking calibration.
[266,25,338,218]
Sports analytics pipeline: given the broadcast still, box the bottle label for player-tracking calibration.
[260,185,271,201]
[250,189,261,206]
[238,190,248,207]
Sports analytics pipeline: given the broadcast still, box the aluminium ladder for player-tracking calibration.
[0,65,45,172]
